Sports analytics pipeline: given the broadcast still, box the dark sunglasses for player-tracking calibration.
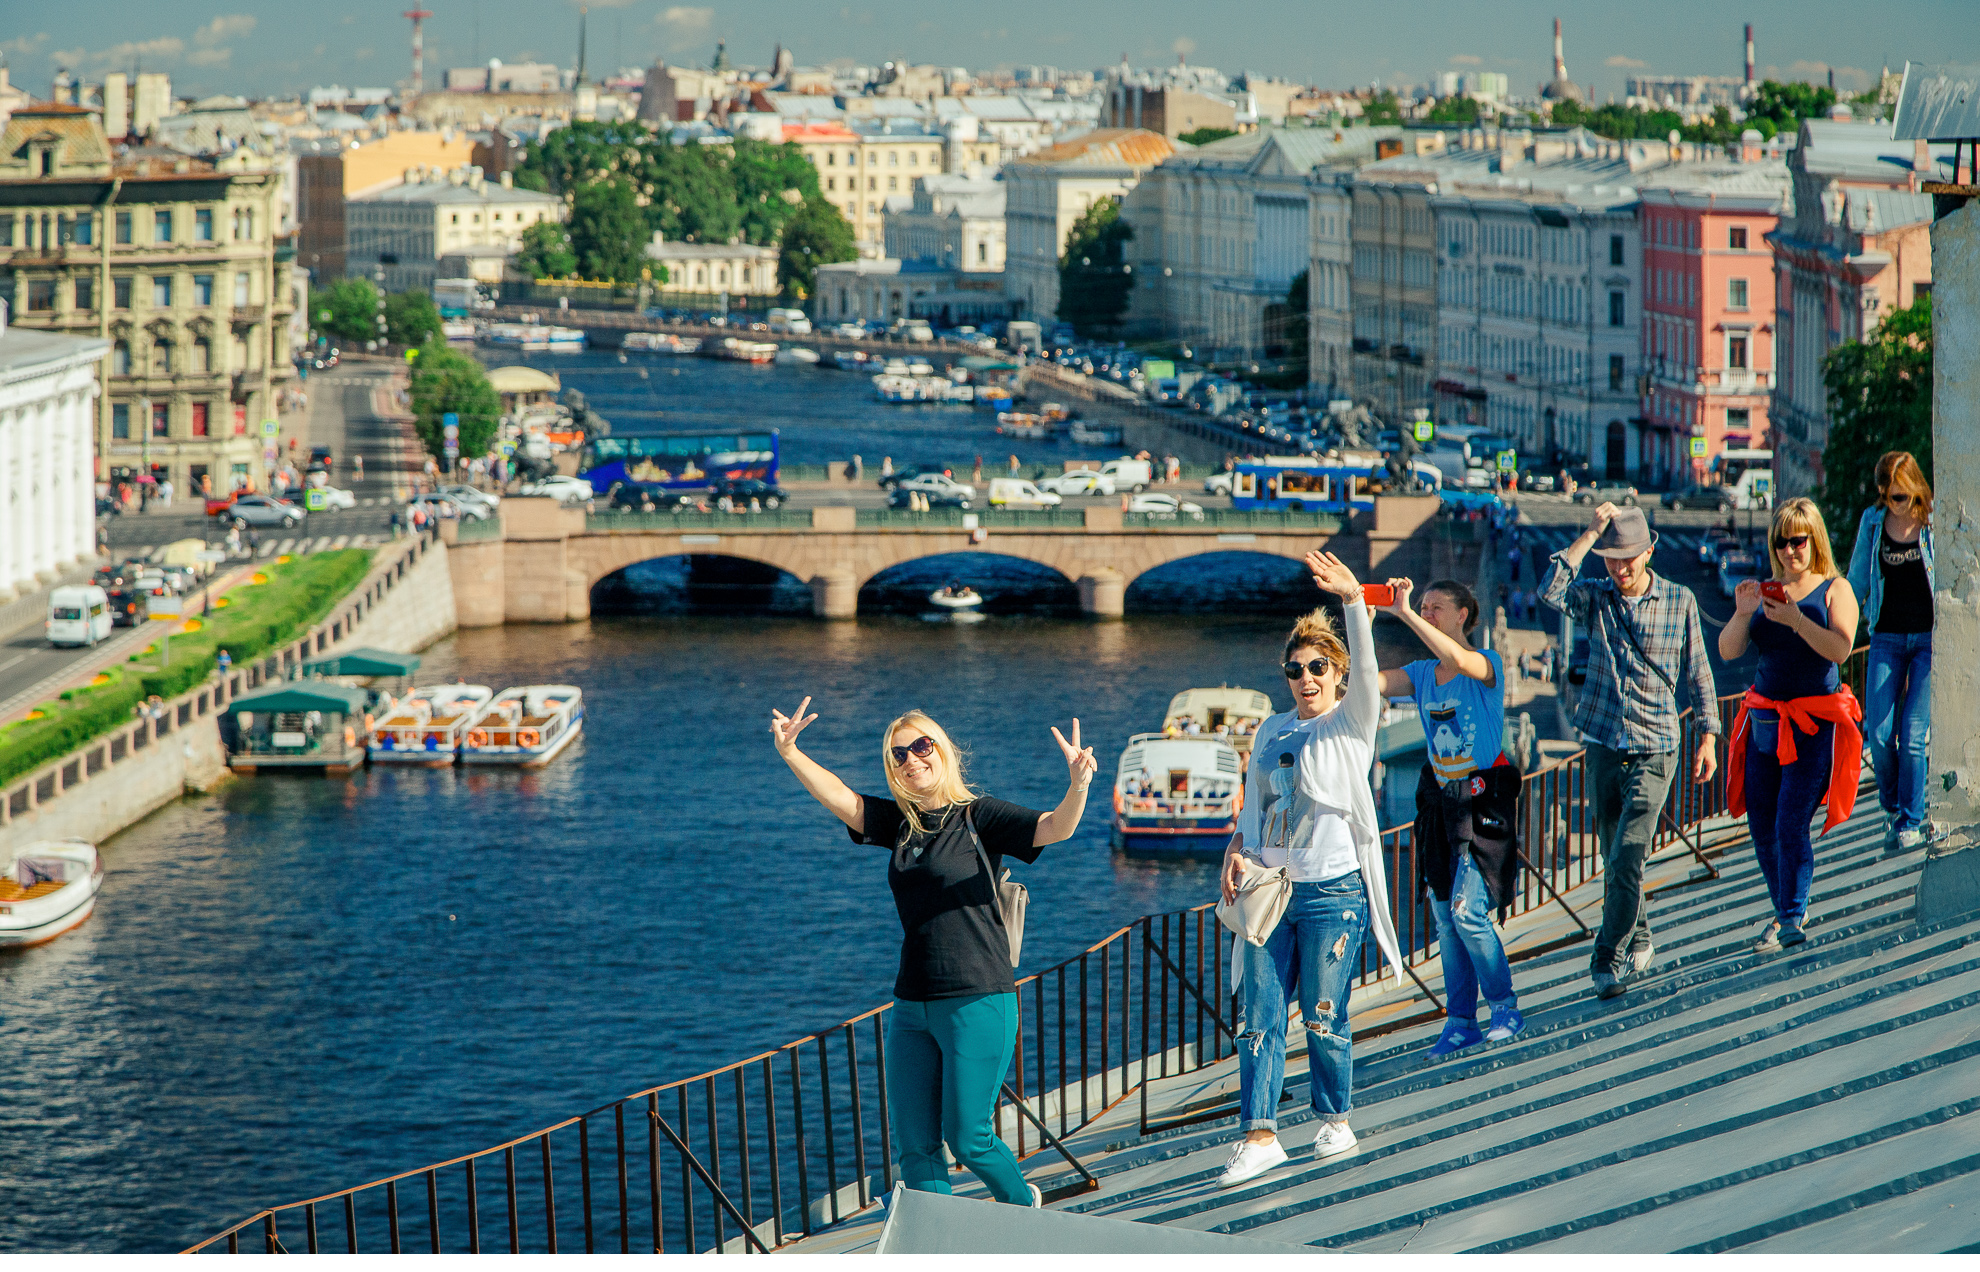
[1772,534,1812,551]
[889,735,936,764]
[1283,659,1335,680]
[1887,493,1915,507]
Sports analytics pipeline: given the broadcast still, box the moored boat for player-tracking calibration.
[714,337,778,364]
[479,323,587,351]
[775,346,821,365]
[1161,686,1274,758]
[622,331,702,354]
[927,584,983,611]
[1069,421,1123,446]
[0,840,104,947]
[461,685,584,767]
[995,411,1058,439]
[1110,733,1244,857]
[367,683,493,767]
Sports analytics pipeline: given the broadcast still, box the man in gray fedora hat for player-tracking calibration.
[1543,501,1721,1000]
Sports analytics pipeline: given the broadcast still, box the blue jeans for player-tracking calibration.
[1865,632,1932,832]
[1429,849,1516,1025]
[1235,872,1368,1131]
[885,994,1031,1204]
[1743,714,1833,926]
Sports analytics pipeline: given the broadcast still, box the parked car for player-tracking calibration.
[224,493,306,529]
[1127,493,1205,521]
[1518,471,1558,493]
[439,484,501,512]
[1662,483,1736,511]
[893,473,976,505]
[1717,551,1766,599]
[1699,527,1739,565]
[1574,480,1639,506]
[876,463,952,490]
[888,486,973,511]
[1038,469,1117,497]
[102,584,145,627]
[606,481,692,512]
[834,322,868,340]
[1201,470,1236,496]
[517,475,595,504]
[708,478,789,508]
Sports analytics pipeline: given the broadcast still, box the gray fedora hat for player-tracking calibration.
[1590,506,1659,558]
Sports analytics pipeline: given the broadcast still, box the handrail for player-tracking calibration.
[188,647,1869,1254]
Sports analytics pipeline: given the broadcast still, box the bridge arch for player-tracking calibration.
[590,551,814,615]
[1123,548,1324,614]
[858,550,1080,614]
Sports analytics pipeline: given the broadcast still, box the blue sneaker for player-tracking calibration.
[1485,1002,1525,1042]
[1426,1019,1483,1058]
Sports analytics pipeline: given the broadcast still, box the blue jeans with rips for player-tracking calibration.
[1235,872,1368,1131]
[1865,632,1932,834]
[1429,849,1516,1025]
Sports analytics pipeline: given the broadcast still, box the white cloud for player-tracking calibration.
[51,46,86,68]
[1172,36,1197,58]
[1605,54,1647,69]
[186,47,231,67]
[95,37,187,68]
[654,5,714,52]
[194,14,256,46]
[1,32,48,60]
[1448,53,1482,66]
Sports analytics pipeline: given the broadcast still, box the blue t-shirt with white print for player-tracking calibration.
[1404,650,1505,784]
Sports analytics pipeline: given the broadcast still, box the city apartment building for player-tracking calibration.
[1637,164,1789,483]
[884,175,1005,271]
[1430,166,1641,474]
[345,166,563,292]
[0,104,295,495]
[783,120,954,253]
[1769,119,1945,498]
[812,258,1009,327]
[643,237,780,301]
[1348,159,1445,426]
[1002,128,1175,321]
[0,314,106,602]
[296,129,479,281]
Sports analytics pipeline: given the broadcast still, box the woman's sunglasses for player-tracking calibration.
[1772,533,1812,552]
[889,735,936,764]
[1887,493,1915,507]
[1283,659,1335,680]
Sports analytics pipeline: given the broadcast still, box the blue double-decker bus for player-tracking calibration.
[579,428,780,492]
[1229,455,1436,514]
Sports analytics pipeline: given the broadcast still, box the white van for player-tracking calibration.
[766,307,813,335]
[1100,458,1153,493]
[47,585,112,648]
[988,478,1063,509]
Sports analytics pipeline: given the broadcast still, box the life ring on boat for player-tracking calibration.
[344,726,356,748]
[467,729,489,747]
[517,729,542,748]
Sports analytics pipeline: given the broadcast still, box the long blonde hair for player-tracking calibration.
[881,710,977,835]
[1769,497,1838,581]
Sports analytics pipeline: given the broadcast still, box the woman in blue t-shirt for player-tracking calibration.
[1375,578,1525,1057]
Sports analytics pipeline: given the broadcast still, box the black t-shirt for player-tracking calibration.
[850,794,1045,1001]
[1876,529,1933,634]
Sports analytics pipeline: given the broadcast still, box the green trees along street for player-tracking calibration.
[383,290,444,347]
[1056,196,1135,338]
[514,220,578,279]
[314,277,382,344]
[1818,296,1933,562]
[777,197,857,299]
[409,347,502,464]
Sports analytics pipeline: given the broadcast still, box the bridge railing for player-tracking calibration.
[187,654,1864,1255]
[1122,508,1345,532]
[585,509,816,532]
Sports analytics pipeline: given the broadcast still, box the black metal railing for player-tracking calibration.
[189,649,1867,1254]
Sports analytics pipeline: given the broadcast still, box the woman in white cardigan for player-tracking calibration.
[1215,549,1405,1190]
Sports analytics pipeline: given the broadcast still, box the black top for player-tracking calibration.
[1876,529,1933,634]
[850,794,1045,1001]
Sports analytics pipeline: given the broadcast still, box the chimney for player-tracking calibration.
[1552,18,1567,82]
[1744,24,1754,85]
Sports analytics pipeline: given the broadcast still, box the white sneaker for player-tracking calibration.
[1216,1138,1288,1189]
[1029,1183,1042,1208]
[1311,1121,1359,1159]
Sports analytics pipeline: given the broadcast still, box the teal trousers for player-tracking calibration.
[885,993,1031,1204]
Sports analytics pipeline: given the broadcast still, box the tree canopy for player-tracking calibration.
[1179,126,1237,146]
[313,277,381,344]
[1551,80,1839,144]
[383,289,443,346]
[1361,91,1404,126]
[569,179,651,284]
[776,196,856,300]
[1056,196,1135,337]
[514,220,577,279]
[1425,96,1481,125]
[408,347,502,464]
[1816,296,1932,564]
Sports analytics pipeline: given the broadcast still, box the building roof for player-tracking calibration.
[0,103,114,179]
[225,682,370,715]
[1011,127,1177,170]
[296,648,421,678]
[644,239,778,260]
[0,325,111,382]
[351,177,562,207]
[1843,188,1936,233]
[1796,119,1952,184]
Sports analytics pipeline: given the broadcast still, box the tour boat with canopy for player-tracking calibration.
[367,683,494,767]
[1110,733,1245,857]
[0,839,104,947]
[1160,686,1274,758]
[461,685,585,767]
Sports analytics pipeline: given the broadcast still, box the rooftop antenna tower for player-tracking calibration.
[1744,24,1755,85]
[403,6,434,94]
[575,5,588,85]
[1552,17,1568,83]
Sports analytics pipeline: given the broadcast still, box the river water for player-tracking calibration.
[0,353,1430,1253]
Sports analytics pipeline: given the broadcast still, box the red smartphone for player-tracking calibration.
[1362,583,1396,607]
[1760,581,1788,603]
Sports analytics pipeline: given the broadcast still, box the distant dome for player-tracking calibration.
[1541,78,1583,103]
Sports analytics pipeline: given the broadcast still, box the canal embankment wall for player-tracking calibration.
[0,535,460,855]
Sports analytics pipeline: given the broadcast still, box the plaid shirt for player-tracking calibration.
[1542,555,1721,754]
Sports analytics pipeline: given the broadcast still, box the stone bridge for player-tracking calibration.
[444,497,1457,623]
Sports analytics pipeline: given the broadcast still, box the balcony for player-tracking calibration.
[230,304,266,328]
[1712,368,1774,395]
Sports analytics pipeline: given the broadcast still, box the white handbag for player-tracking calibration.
[963,805,1028,967]
[1215,854,1291,946]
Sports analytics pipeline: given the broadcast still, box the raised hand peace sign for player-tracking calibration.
[1051,718,1098,791]
[769,697,818,756]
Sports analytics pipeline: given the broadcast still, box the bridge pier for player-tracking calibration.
[810,567,858,619]
[1078,569,1125,619]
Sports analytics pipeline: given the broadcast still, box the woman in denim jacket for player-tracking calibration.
[1845,452,1940,850]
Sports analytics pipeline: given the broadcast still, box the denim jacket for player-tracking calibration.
[1846,505,1934,634]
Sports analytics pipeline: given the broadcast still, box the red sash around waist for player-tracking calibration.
[1726,685,1863,835]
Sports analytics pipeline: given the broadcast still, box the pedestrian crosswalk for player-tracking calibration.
[127,533,388,564]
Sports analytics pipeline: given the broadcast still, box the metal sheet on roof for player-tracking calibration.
[1892,61,1980,141]
[224,683,370,715]
[297,647,421,678]
[873,1185,1308,1253]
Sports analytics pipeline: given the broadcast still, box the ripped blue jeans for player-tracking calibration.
[1235,872,1368,1131]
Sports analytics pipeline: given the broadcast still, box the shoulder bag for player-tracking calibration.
[1215,853,1291,947]
[1603,590,1676,691]
[964,805,1028,967]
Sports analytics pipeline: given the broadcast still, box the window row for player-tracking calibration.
[109,400,243,439]
[0,207,258,248]
[19,271,258,312]
[109,334,252,377]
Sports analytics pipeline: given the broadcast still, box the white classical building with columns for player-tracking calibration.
[0,309,106,602]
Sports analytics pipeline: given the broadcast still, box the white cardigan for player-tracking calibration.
[1237,598,1404,979]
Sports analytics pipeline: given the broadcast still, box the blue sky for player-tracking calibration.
[4,0,1972,103]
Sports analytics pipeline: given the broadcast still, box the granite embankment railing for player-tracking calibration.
[0,532,457,854]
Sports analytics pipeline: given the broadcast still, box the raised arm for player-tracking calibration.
[1381,578,1495,684]
[1033,719,1099,847]
[1542,502,1619,621]
[1305,550,1379,739]
[770,697,864,833]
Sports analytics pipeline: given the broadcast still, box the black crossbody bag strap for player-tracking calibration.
[1604,590,1676,691]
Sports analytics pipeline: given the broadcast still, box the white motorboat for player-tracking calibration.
[1111,734,1244,858]
[775,346,821,365]
[928,585,984,611]
[461,685,584,767]
[441,318,477,342]
[1162,686,1275,759]
[715,337,778,364]
[621,331,701,354]
[0,840,104,947]
[368,682,494,766]
[1069,421,1123,446]
[480,323,586,351]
